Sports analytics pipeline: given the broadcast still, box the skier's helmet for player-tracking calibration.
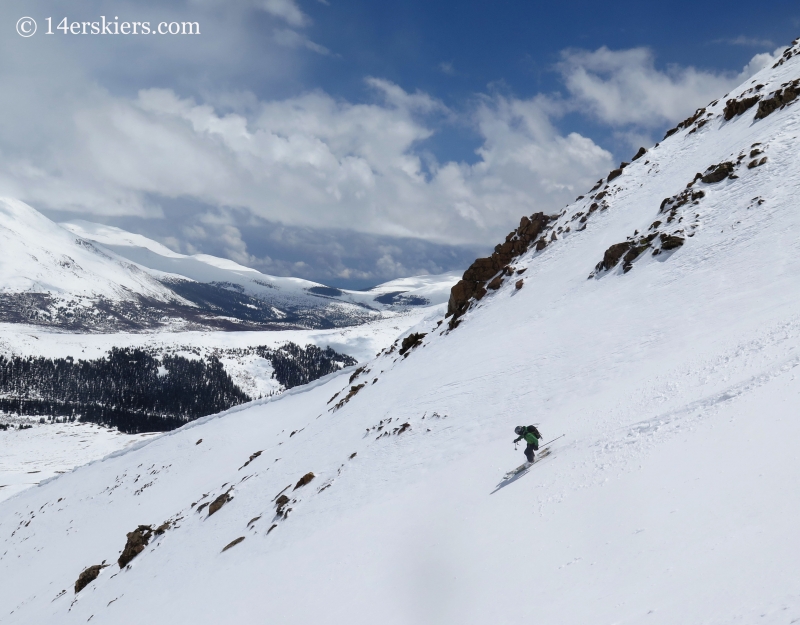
[514,426,525,435]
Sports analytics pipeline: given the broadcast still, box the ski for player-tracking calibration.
[502,446,552,479]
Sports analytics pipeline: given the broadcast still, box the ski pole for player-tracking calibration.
[540,434,565,447]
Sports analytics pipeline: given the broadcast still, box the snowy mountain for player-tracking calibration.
[3,39,800,625]
[62,221,458,311]
[0,202,456,331]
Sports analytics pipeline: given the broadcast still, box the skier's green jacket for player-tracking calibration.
[514,425,541,448]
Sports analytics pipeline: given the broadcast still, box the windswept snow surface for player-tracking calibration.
[0,422,153,504]
[4,46,800,625]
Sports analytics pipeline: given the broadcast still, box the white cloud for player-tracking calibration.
[0,78,612,247]
[258,0,309,27]
[273,28,331,55]
[557,46,781,129]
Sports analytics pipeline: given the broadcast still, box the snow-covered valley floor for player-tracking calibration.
[0,421,153,504]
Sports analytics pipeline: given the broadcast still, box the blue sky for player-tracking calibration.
[1,0,798,287]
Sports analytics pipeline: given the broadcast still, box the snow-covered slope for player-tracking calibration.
[62,221,458,309]
[0,202,453,331]
[3,41,800,625]
[0,199,177,302]
[0,420,154,504]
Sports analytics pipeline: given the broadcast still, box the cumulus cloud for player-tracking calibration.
[251,0,310,26]
[1,76,613,248]
[557,46,780,129]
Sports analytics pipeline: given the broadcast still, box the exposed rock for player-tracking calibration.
[75,564,107,594]
[349,452,357,460]
[118,525,152,568]
[487,276,503,290]
[607,168,623,182]
[701,162,735,184]
[755,81,799,120]
[748,157,768,169]
[293,472,315,490]
[724,96,760,121]
[664,107,707,138]
[660,234,685,250]
[632,147,647,161]
[515,279,524,290]
[399,333,426,356]
[349,366,366,384]
[247,516,261,527]
[208,491,233,516]
[446,212,554,320]
[275,494,290,511]
[221,537,245,552]
[332,383,366,410]
[596,242,632,272]
[154,521,170,535]
[195,439,202,445]
[239,450,262,470]
[622,243,650,273]
[393,422,411,435]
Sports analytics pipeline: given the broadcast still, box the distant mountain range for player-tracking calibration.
[0,199,457,332]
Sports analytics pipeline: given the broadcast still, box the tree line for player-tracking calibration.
[0,343,357,433]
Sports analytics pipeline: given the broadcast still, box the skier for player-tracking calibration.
[514,425,541,465]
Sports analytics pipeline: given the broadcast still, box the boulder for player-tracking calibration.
[723,96,760,121]
[118,525,152,568]
[598,242,632,272]
[294,472,315,490]
[74,564,107,594]
[208,491,232,516]
[701,162,735,184]
[660,234,685,250]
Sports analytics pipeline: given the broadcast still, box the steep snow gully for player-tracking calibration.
[4,38,800,625]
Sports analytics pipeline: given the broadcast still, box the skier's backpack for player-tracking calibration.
[528,425,541,439]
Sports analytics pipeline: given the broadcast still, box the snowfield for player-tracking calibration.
[0,421,154,504]
[3,41,800,625]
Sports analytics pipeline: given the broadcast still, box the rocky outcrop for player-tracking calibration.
[208,491,233,516]
[724,96,760,120]
[660,234,685,251]
[597,242,632,273]
[632,147,647,161]
[399,333,426,356]
[293,472,315,490]
[446,212,554,325]
[74,564,107,593]
[221,537,245,552]
[754,80,799,120]
[664,107,707,139]
[772,40,800,68]
[118,525,152,568]
[701,162,735,184]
